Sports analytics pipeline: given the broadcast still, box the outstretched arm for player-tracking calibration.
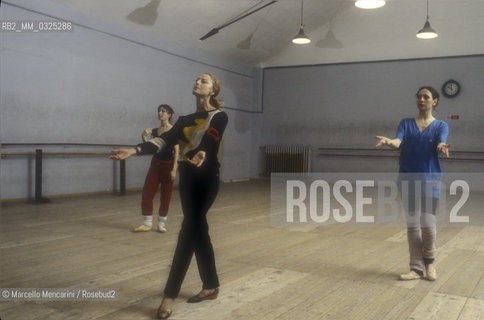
[110,118,183,161]
[437,142,451,158]
[109,147,139,160]
[437,122,450,158]
[374,136,401,149]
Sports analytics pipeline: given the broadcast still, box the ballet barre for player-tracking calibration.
[317,147,484,161]
[1,146,131,203]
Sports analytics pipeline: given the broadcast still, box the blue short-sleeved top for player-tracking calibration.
[395,118,449,198]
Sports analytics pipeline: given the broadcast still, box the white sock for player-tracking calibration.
[158,216,167,232]
[142,215,153,227]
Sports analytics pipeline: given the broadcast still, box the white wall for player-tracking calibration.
[260,56,484,173]
[0,1,257,200]
[2,2,483,200]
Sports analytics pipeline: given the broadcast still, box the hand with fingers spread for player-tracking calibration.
[109,148,137,160]
[437,142,451,158]
[374,136,401,149]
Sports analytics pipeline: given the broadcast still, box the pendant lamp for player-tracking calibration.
[416,0,438,39]
[292,0,311,44]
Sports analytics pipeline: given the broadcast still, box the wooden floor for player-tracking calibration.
[1,180,483,320]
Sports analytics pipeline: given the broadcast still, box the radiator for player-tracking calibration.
[263,145,311,175]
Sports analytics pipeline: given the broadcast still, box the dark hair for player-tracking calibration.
[416,86,440,108]
[158,104,174,121]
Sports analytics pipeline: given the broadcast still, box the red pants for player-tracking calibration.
[141,158,174,217]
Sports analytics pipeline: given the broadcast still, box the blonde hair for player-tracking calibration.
[205,73,222,109]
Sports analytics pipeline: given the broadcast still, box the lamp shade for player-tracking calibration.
[126,0,161,26]
[355,0,385,9]
[292,26,311,44]
[316,29,343,48]
[237,33,253,49]
[416,20,438,39]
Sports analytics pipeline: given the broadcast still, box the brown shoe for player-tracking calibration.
[187,288,219,303]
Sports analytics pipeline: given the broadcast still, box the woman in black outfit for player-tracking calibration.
[110,73,228,319]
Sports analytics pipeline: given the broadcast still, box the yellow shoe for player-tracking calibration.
[133,224,152,232]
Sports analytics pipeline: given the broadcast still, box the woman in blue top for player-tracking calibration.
[375,86,450,282]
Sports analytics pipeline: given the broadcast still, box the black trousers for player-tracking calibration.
[164,162,220,298]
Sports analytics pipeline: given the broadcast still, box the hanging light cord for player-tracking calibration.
[426,0,430,21]
[301,0,305,26]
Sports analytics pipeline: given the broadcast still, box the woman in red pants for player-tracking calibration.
[134,104,179,233]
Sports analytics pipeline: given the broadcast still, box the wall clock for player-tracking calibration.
[442,79,460,98]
